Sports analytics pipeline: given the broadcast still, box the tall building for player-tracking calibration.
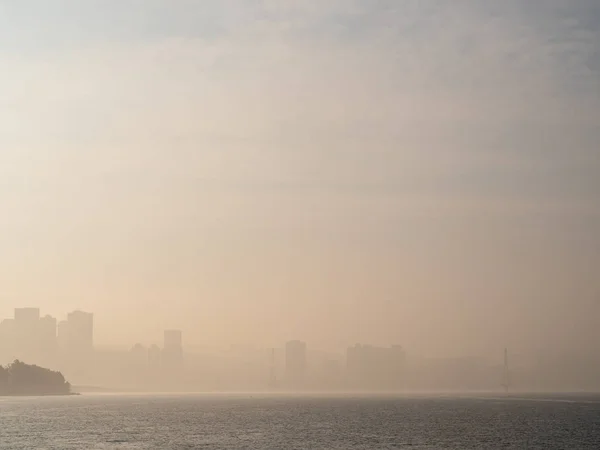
[285,340,307,388]
[39,315,58,343]
[14,308,40,323]
[130,343,148,367]
[13,308,42,362]
[55,311,94,379]
[5,309,58,366]
[66,310,94,354]
[162,330,183,368]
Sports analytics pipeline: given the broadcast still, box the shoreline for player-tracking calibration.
[0,392,80,397]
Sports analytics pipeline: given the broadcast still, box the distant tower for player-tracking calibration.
[502,348,510,394]
[63,310,94,376]
[66,310,94,354]
[13,308,41,361]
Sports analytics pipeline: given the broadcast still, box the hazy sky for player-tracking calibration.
[1,1,599,355]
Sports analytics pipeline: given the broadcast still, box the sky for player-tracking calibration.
[0,0,599,356]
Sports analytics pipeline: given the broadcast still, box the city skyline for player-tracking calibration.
[0,305,515,359]
[0,305,409,354]
[2,303,600,394]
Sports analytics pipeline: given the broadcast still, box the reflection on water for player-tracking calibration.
[1,394,600,449]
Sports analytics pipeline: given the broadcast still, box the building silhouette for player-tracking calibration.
[130,343,148,367]
[66,311,94,355]
[14,307,40,323]
[285,340,307,388]
[14,308,41,361]
[50,310,94,379]
[0,308,59,367]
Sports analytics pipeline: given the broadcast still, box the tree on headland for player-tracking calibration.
[0,360,71,396]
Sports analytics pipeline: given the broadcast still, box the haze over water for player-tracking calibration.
[1,0,599,448]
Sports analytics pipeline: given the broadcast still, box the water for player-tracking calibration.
[1,393,600,449]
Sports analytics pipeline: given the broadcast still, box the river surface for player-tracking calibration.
[1,393,600,449]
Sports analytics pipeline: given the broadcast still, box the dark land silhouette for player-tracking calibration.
[0,360,72,396]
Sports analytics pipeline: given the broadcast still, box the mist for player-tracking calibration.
[0,1,599,392]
